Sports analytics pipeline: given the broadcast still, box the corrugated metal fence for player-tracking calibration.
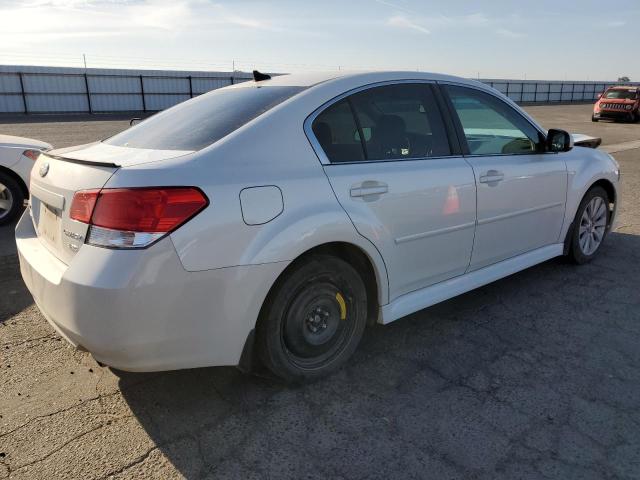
[480,78,638,104]
[0,65,637,114]
[0,65,253,114]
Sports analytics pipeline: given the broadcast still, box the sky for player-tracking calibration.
[0,0,638,80]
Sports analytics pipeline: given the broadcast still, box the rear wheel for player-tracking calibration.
[567,186,610,264]
[0,172,24,226]
[257,254,367,382]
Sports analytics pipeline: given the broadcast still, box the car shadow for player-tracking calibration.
[0,219,34,323]
[117,231,640,478]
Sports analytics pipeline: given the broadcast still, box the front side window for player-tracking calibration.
[445,85,542,155]
[603,88,638,100]
[106,85,305,151]
[311,83,450,163]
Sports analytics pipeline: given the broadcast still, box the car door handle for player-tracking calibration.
[479,170,505,184]
[350,182,388,197]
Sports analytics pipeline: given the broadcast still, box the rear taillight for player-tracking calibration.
[23,149,41,161]
[70,187,208,249]
[69,190,99,223]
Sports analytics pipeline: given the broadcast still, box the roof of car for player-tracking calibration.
[608,85,637,90]
[235,70,474,88]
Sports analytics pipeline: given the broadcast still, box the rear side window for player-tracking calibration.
[106,86,305,151]
[312,100,365,163]
[350,84,450,160]
[311,83,451,163]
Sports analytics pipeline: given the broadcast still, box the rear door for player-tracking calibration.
[441,83,567,270]
[309,82,476,301]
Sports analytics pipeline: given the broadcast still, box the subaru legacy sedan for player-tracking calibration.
[17,71,619,382]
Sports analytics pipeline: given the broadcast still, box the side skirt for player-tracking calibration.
[380,243,564,324]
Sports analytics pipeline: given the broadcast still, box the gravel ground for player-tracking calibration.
[1,104,639,480]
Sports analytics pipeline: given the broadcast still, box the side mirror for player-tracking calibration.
[129,118,142,126]
[546,129,573,153]
[596,93,602,99]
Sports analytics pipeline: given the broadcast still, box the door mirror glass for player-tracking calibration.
[546,129,573,152]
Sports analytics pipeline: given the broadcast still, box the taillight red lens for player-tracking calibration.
[72,187,207,233]
[70,189,100,223]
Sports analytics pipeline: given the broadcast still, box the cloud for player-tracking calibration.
[496,28,525,38]
[605,20,626,27]
[374,0,414,15]
[0,0,280,47]
[461,13,490,26]
[386,11,492,35]
[387,15,430,34]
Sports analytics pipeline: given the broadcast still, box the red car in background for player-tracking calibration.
[593,86,639,122]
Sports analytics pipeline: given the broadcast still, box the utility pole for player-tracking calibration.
[83,53,87,69]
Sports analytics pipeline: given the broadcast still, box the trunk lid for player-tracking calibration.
[29,153,117,265]
[29,144,195,264]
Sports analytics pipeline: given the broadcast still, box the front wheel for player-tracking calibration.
[567,186,610,264]
[591,115,598,122]
[257,254,368,382]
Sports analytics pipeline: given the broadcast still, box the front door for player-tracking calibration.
[310,82,477,300]
[443,84,568,270]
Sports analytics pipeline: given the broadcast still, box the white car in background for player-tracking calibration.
[0,134,52,225]
[16,71,620,382]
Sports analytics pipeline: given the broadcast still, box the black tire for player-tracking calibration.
[567,186,610,264]
[591,115,598,122]
[257,254,368,382]
[0,172,25,226]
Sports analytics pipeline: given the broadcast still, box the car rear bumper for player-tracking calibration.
[16,210,288,371]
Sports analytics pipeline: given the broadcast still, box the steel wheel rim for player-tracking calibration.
[0,182,13,220]
[281,283,354,370]
[578,196,607,256]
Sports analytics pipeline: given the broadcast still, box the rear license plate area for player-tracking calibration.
[38,203,61,247]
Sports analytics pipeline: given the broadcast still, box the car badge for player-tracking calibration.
[39,162,50,177]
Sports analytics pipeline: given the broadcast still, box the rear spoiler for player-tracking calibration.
[45,152,119,168]
[571,134,602,149]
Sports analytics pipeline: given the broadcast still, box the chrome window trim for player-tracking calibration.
[303,79,458,166]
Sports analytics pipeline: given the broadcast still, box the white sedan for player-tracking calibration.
[16,71,619,382]
[0,134,52,224]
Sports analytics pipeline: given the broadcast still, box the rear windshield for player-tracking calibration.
[604,89,638,100]
[105,85,305,151]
